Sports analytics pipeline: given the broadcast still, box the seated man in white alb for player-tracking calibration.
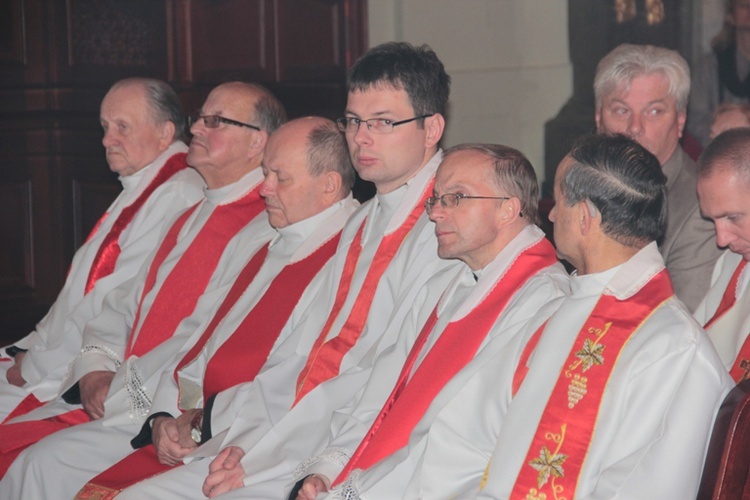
[0,117,358,499]
[293,143,570,500]
[0,78,205,423]
[695,127,750,383]
[471,134,731,499]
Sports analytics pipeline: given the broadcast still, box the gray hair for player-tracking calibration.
[109,77,187,142]
[249,83,287,133]
[594,44,691,112]
[563,134,667,248]
[307,120,355,193]
[443,143,540,225]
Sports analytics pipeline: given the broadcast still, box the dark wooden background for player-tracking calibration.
[0,0,368,345]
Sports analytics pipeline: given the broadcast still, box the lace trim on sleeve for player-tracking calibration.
[331,470,362,500]
[125,357,152,422]
[293,447,351,481]
[77,344,123,366]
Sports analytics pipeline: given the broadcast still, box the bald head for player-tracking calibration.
[260,117,353,228]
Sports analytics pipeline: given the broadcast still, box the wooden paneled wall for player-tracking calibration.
[0,0,367,344]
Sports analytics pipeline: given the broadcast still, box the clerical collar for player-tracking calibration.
[376,183,408,221]
[270,199,345,254]
[569,265,619,298]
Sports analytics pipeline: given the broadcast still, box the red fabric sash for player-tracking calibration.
[127,186,265,358]
[75,445,172,500]
[76,234,343,497]
[704,259,748,330]
[334,238,558,484]
[202,234,340,400]
[85,154,190,295]
[0,404,90,477]
[703,259,750,382]
[294,181,433,405]
[172,244,270,378]
[1,393,44,425]
[509,269,673,499]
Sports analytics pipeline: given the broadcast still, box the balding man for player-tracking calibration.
[0,78,205,422]
[1,117,359,499]
[594,44,722,311]
[695,127,750,383]
[0,82,285,478]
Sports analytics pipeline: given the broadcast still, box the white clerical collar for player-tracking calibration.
[569,265,619,298]
[376,184,407,221]
[119,141,189,190]
[203,167,263,206]
[441,224,547,319]
[271,198,348,253]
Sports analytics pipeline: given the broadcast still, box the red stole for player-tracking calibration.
[702,259,750,382]
[334,238,558,484]
[704,259,748,330]
[127,185,265,358]
[294,181,433,405]
[85,153,190,295]
[75,234,342,498]
[201,233,340,400]
[0,184,264,479]
[508,269,673,499]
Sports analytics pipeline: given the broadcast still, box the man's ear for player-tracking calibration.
[159,121,176,151]
[579,199,599,236]
[247,131,269,159]
[498,197,523,225]
[423,113,445,150]
[323,171,343,201]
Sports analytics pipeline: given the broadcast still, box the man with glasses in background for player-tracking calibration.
[0,82,285,481]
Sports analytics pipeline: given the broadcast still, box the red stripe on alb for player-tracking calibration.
[127,186,265,358]
[335,238,559,484]
[293,181,434,405]
[85,154,190,295]
[704,259,747,330]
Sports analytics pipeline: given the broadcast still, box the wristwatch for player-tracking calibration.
[190,409,204,444]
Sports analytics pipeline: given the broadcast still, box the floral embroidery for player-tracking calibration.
[575,338,604,371]
[530,445,568,488]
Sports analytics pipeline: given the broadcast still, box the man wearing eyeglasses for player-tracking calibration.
[92,42,462,499]
[292,143,569,500]
[0,82,284,478]
[0,78,205,425]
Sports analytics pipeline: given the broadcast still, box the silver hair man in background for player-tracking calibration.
[594,43,722,311]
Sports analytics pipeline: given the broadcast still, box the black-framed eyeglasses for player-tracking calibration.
[189,114,261,131]
[336,114,434,134]
[425,193,510,214]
